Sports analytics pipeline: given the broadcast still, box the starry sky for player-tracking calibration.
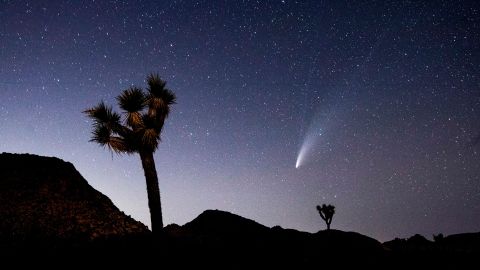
[1,0,479,241]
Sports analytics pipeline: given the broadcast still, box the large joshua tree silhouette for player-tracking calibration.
[84,74,175,233]
[316,204,335,230]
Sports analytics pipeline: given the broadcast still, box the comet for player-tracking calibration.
[295,129,321,169]
[295,104,332,169]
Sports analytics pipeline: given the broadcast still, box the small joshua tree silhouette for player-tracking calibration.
[316,204,335,230]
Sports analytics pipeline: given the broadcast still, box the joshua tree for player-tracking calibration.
[84,74,175,233]
[316,204,335,230]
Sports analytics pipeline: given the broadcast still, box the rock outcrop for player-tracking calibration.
[0,153,148,242]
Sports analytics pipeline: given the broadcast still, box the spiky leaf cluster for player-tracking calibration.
[316,204,335,222]
[84,74,176,154]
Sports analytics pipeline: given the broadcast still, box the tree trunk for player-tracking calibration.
[140,151,163,232]
[326,222,331,230]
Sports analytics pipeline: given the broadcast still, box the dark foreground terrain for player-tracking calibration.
[0,153,478,268]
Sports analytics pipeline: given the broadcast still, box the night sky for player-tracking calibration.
[1,0,479,241]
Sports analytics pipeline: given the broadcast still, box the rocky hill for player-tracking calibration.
[383,232,480,267]
[163,209,385,267]
[0,153,148,243]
